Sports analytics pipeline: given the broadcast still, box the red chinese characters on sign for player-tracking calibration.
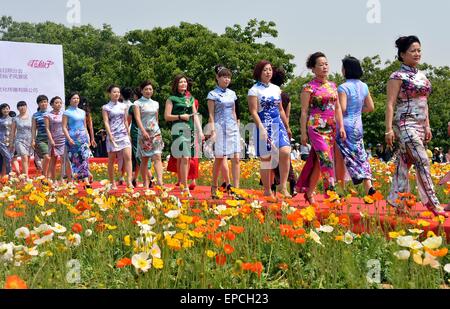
[27,60,54,69]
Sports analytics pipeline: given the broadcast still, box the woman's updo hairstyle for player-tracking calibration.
[395,35,420,62]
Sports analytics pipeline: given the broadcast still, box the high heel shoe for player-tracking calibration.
[368,187,376,196]
[226,184,245,200]
[280,188,292,199]
[181,188,192,198]
[189,182,196,191]
[211,186,219,199]
[425,203,448,218]
[304,192,315,205]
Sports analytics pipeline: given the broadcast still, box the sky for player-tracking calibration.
[2,0,450,76]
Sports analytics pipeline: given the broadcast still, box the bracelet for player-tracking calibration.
[178,115,181,120]
[385,130,393,135]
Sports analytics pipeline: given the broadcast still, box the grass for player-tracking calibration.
[0,159,449,289]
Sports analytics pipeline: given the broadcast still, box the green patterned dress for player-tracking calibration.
[169,94,195,158]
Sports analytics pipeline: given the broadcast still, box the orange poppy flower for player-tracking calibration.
[215,254,227,266]
[4,275,28,289]
[72,223,83,233]
[224,244,235,255]
[4,209,25,218]
[116,258,132,268]
[229,225,245,234]
[425,247,448,257]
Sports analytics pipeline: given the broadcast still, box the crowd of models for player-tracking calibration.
[0,35,448,216]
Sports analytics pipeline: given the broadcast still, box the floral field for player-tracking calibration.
[1,159,450,289]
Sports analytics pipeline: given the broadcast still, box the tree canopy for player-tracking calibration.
[1,16,449,151]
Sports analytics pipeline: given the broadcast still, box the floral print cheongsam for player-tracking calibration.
[135,97,164,158]
[248,82,290,158]
[102,101,132,153]
[296,78,338,196]
[387,64,442,210]
[336,80,372,185]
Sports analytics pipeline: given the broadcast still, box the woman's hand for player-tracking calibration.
[90,139,97,148]
[68,138,75,146]
[50,139,56,147]
[385,131,395,148]
[142,130,151,140]
[210,131,216,143]
[260,127,268,142]
[425,126,432,143]
[301,132,308,146]
[199,132,205,142]
[180,114,190,121]
[339,127,346,142]
[287,127,292,140]
[31,140,36,150]
[111,138,119,149]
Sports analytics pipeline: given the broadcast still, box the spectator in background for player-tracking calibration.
[432,147,442,163]
[426,147,433,163]
[300,142,311,161]
[366,143,373,158]
[375,143,384,160]
[445,148,450,163]
[95,129,108,157]
[291,143,300,161]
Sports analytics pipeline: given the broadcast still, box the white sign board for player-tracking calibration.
[0,41,65,113]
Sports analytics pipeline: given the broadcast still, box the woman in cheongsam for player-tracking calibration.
[102,85,133,189]
[134,80,164,188]
[334,56,376,196]
[295,52,346,204]
[62,92,91,187]
[0,103,13,176]
[45,96,70,183]
[164,74,204,197]
[207,65,241,198]
[385,36,447,217]
[31,95,50,177]
[10,101,32,178]
[248,60,292,199]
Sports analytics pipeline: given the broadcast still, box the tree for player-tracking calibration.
[1,17,296,156]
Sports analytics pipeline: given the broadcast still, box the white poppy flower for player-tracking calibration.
[132,252,151,273]
[15,227,30,239]
[394,250,410,260]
